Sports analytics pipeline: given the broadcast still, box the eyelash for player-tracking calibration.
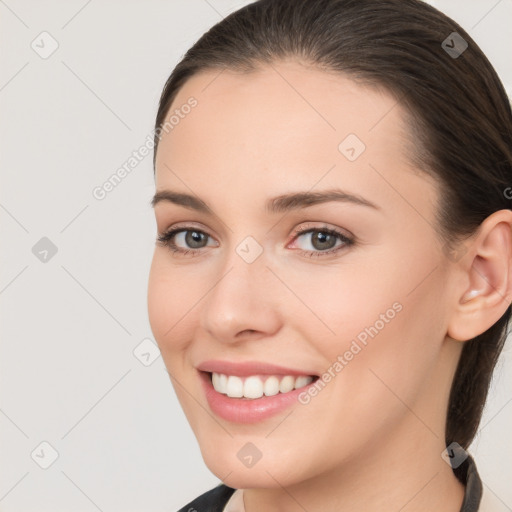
[156,223,354,259]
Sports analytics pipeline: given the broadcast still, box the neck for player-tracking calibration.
[243,417,466,512]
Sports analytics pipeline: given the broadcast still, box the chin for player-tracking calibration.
[207,462,295,489]
[200,445,307,489]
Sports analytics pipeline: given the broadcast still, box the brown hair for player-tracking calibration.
[153,0,512,451]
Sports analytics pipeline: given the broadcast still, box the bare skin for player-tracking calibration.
[148,60,512,512]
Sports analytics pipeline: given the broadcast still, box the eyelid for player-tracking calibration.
[157,222,350,243]
[158,221,216,239]
[291,222,353,238]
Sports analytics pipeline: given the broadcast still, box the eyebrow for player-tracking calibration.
[150,188,380,214]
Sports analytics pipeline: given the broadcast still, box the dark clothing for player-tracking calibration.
[178,483,235,512]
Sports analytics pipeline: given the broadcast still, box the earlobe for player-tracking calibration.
[447,210,512,342]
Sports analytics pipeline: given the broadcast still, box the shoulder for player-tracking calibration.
[176,483,236,512]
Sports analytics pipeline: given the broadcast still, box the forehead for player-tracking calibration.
[154,60,435,215]
[157,61,410,165]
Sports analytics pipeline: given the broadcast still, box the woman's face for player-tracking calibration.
[148,61,460,488]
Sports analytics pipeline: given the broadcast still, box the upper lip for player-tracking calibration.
[196,359,318,377]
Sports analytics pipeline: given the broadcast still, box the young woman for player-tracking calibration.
[147,0,512,510]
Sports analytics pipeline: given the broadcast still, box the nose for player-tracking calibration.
[199,244,282,344]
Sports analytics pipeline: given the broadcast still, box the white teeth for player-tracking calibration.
[218,373,228,394]
[212,372,228,394]
[263,376,280,396]
[244,376,263,399]
[211,372,314,399]
[279,375,295,394]
[294,375,313,389]
[226,376,244,398]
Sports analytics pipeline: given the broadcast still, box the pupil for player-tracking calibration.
[186,231,205,248]
[313,231,335,250]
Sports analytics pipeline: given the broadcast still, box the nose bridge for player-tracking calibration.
[199,236,280,340]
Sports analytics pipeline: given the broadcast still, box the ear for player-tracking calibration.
[447,209,512,342]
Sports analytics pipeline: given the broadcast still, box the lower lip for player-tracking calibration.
[199,371,318,424]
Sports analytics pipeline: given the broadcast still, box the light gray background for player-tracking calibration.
[1,1,511,511]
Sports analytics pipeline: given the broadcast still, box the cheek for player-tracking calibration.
[147,253,196,358]
[147,255,203,418]
[295,253,443,408]
[281,260,398,353]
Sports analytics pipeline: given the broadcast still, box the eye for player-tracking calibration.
[289,224,354,258]
[156,227,217,257]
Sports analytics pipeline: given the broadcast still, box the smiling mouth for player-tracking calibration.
[205,371,320,400]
